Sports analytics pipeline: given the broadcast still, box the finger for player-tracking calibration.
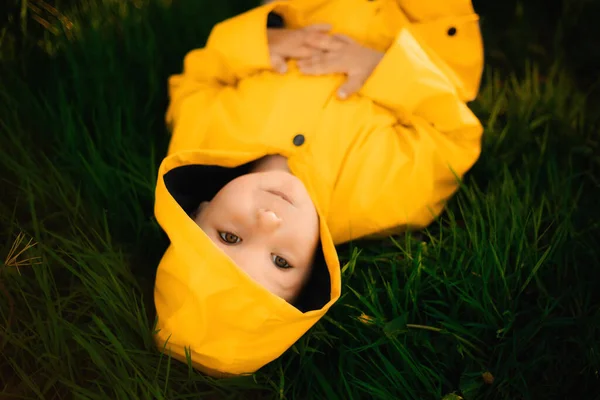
[302,23,332,33]
[289,44,321,60]
[297,52,343,75]
[332,33,355,44]
[337,75,365,99]
[278,26,331,59]
[270,54,288,74]
[296,51,323,71]
[304,32,346,52]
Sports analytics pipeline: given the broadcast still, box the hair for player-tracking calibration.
[163,163,331,313]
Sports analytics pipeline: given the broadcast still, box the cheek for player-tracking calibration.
[303,207,321,239]
[276,271,306,303]
[289,210,320,251]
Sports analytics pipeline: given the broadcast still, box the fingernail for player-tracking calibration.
[338,90,347,99]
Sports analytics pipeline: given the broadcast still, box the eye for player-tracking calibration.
[219,232,242,244]
[271,254,292,269]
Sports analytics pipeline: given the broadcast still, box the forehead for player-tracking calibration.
[163,163,253,215]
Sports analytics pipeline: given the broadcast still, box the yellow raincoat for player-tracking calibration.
[154,0,484,376]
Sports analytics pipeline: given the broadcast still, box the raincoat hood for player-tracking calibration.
[153,149,341,376]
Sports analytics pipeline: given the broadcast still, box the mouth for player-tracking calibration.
[266,189,294,206]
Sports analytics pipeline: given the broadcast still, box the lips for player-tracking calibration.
[266,189,294,206]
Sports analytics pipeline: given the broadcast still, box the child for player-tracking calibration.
[154,0,484,377]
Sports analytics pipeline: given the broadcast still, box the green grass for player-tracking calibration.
[1,0,600,399]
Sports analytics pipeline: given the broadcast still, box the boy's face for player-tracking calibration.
[193,171,320,303]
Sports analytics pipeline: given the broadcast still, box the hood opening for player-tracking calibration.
[162,163,331,313]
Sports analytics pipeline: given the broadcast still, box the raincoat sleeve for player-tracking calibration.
[166,2,281,133]
[359,27,482,118]
[329,28,483,241]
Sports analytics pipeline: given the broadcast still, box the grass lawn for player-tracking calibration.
[1,0,600,399]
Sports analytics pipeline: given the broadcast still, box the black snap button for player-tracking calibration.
[447,27,457,36]
[293,134,305,146]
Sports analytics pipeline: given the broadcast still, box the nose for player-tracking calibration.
[256,208,281,231]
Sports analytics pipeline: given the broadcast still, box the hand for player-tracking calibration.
[267,24,335,73]
[297,34,384,99]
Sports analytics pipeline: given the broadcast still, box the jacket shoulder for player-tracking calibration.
[399,0,484,101]
[397,0,477,22]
